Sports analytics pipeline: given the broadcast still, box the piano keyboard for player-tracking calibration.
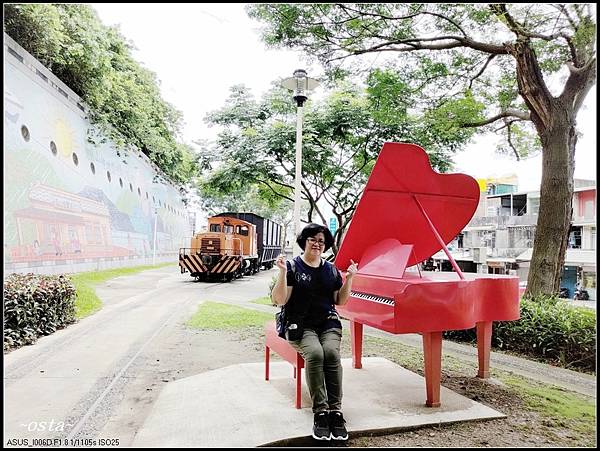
[350,291,395,306]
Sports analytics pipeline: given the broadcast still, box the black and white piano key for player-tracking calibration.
[350,291,395,306]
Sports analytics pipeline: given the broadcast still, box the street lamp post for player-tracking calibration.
[281,69,319,257]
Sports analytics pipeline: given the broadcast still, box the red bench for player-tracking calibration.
[264,321,305,409]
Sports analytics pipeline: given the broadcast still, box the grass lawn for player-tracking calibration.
[251,296,275,306]
[69,263,172,319]
[186,301,273,329]
[501,373,596,435]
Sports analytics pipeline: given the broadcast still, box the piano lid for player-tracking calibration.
[335,142,480,270]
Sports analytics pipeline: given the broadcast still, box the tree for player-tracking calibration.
[4,4,199,186]
[198,80,478,253]
[247,3,597,298]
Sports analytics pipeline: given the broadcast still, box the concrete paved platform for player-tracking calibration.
[134,357,505,447]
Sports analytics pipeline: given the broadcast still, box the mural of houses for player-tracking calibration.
[10,184,136,262]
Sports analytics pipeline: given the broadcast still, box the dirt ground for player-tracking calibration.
[108,324,595,448]
[344,336,597,448]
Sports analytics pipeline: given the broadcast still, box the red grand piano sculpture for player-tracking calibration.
[335,142,519,407]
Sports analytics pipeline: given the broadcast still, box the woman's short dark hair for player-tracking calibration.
[296,223,335,252]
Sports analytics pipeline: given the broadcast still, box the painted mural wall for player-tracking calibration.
[4,34,192,274]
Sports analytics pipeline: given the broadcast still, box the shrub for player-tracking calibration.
[3,273,77,352]
[443,295,596,372]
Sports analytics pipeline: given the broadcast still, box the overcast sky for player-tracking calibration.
[90,3,597,193]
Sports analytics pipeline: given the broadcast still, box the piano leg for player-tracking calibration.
[422,331,442,407]
[476,321,492,379]
[349,321,363,369]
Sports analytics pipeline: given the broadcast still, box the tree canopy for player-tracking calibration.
[247,3,596,297]
[197,79,480,251]
[4,3,199,186]
[249,4,594,159]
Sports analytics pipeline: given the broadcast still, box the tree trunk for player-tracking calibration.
[510,39,579,299]
[524,105,576,298]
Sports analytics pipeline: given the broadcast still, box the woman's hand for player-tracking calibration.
[347,259,358,278]
[276,254,287,271]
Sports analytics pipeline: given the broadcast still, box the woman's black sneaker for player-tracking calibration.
[312,412,331,440]
[329,411,348,441]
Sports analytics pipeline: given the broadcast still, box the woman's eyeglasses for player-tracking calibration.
[307,238,326,246]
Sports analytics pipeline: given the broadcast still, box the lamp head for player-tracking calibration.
[280,69,319,107]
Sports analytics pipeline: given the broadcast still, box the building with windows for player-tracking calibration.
[431,176,596,300]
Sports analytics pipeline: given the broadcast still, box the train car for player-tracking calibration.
[215,212,282,269]
[179,212,282,281]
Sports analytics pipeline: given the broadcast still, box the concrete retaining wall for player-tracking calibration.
[4,33,192,275]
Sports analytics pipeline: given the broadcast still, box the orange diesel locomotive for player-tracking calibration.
[179,212,282,281]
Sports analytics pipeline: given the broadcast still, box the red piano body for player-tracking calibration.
[335,142,519,407]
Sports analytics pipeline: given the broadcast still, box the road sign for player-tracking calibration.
[329,217,337,235]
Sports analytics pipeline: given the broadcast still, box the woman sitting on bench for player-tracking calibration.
[271,223,358,442]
